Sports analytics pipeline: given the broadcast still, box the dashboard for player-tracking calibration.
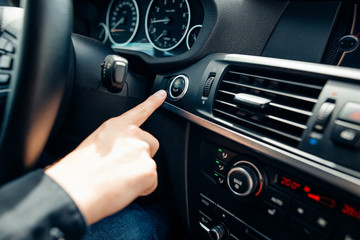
[70,0,360,240]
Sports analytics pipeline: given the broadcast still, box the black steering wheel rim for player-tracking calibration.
[0,0,73,184]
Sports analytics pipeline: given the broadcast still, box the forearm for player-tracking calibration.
[0,169,87,240]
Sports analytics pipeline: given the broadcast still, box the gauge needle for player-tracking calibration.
[112,17,126,30]
[151,18,170,24]
[155,30,168,42]
[111,29,126,33]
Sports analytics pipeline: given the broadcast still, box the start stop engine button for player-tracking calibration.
[168,75,189,101]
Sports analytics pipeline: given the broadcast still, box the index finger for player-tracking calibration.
[121,90,167,126]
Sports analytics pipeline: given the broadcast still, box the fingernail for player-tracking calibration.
[154,90,167,98]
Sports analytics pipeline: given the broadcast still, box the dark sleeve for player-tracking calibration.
[0,169,87,240]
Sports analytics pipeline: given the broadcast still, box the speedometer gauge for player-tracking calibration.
[106,0,139,45]
[145,0,191,52]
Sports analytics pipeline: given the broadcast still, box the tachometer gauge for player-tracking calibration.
[106,0,139,45]
[145,0,191,52]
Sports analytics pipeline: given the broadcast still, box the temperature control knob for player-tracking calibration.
[209,224,226,240]
[227,161,263,197]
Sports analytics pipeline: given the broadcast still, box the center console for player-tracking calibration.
[187,126,359,240]
[153,53,360,239]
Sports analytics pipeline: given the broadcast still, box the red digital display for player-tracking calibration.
[280,176,302,190]
[342,204,360,220]
[276,173,360,221]
[276,174,336,208]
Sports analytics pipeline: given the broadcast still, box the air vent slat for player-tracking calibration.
[213,108,302,143]
[222,80,318,103]
[267,115,307,130]
[214,100,307,133]
[218,90,314,117]
[215,99,308,128]
[269,103,313,117]
[227,71,324,90]
[213,68,327,147]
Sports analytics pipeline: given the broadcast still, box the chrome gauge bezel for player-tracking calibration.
[106,0,140,46]
[96,22,109,43]
[145,0,191,52]
[186,24,202,50]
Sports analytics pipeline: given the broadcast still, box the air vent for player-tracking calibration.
[213,69,327,147]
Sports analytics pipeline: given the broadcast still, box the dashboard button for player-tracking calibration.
[333,121,360,148]
[290,200,334,233]
[214,205,234,222]
[262,202,287,224]
[199,211,213,229]
[214,172,226,187]
[214,159,227,174]
[264,187,290,211]
[168,75,189,100]
[199,194,215,216]
[339,102,360,125]
[289,217,327,239]
[216,147,236,162]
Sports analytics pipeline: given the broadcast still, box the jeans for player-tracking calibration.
[82,203,169,240]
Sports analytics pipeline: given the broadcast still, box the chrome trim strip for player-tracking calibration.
[162,102,360,196]
[223,54,360,81]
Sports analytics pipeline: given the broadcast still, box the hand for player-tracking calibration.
[45,90,167,225]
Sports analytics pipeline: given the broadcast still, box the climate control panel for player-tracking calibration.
[195,144,360,240]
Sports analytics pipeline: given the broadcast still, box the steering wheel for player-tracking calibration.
[0,0,72,184]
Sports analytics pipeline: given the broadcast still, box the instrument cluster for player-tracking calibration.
[94,0,204,57]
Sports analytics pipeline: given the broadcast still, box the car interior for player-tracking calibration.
[0,0,360,239]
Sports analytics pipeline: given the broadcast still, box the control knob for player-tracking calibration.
[227,162,263,197]
[209,224,226,240]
